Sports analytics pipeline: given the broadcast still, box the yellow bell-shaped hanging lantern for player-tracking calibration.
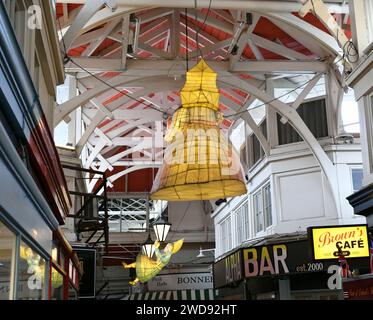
[150,59,247,201]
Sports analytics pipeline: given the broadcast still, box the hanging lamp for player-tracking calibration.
[141,233,155,258]
[150,59,247,201]
[153,210,171,242]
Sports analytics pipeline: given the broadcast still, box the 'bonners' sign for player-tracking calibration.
[309,225,370,260]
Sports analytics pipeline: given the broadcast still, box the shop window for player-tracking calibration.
[351,168,364,193]
[277,98,328,145]
[50,268,64,300]
[254,182,272,234]
[17,242,46,300]
[0,221,16,300]
[51,243,58,263]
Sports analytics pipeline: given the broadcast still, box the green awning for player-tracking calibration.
[123,289,218,300]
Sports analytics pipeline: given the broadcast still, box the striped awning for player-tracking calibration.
[123,289,218,300]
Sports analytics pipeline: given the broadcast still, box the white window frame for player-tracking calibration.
[263,183,272,228]
[253,182,273,235]
[234,200,249,246]
[235,205,243,246]
[365,0,373,44]
[366,94,373,174]
[219,215,233,255]
[253,189,264,234]
[242,201,250,241]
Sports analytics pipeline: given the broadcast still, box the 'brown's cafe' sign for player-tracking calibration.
[214,236,370,288]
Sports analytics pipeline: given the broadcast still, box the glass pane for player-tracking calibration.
[227,217,232,250]
[17,242,46,300]
[51,268,64,300]
[254,192,263,233]
[243,202,250,239]
[351,168,363,192]
[264,185,272,228]
[0,221,16,300]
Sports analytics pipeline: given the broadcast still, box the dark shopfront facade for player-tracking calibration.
[213,239,371,300]
[0,2,81,300]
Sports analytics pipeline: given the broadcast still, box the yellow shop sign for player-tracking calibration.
[309,225,370,260]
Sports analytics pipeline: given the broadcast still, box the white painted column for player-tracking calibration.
[357,98,373,187]
[349,0,371,53]
[266,77,278,148]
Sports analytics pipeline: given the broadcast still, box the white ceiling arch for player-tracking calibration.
[68,71,338,209]
[54,0,350,206]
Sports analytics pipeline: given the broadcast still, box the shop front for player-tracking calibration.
[0,3,81,299]
[124,271,216,300]
[343,274,373,300]
[213,250,245,299]
[243,235,371,300]
[242,239,342,300]
[50,231,82,300]
[0,220,81,300]
[309,224,373,300]
[0,219,49,300]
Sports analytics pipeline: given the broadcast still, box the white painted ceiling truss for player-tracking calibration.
[54,0,352,211]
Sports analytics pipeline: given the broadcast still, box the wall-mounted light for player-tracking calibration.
[196,247,215,258]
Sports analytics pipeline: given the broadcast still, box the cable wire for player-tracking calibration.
[194,0,213,58]
[185,8,189,71]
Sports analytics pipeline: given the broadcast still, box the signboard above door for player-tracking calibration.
[308,224,370,260]
[147,272,213,292]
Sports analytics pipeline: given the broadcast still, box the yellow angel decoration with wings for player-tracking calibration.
[122,238,184,285]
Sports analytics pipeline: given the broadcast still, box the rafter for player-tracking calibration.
[181,8,233,35]
[280,73,323,124]
[64,58,327,75]
[169,10,181,58]
[82,18,121,56]
[248,33,312,60]
[121,15,130,69]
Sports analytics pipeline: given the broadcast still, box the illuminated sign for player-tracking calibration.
[244,244,290,277]
[242,240,360,278]
[309,225,370,260]
[213,250,243,288]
